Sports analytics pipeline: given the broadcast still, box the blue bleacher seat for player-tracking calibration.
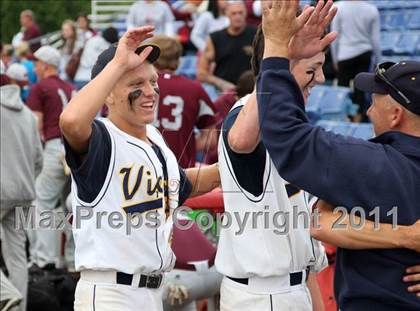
[202,83,219,102]
[317,121,374,140]
[319,86,354,121]
[300,0,312,8]
[408,10,420,29]
[393,32,420,55]
[351,123,375,140]
[306,86,325,113]
[404,1,420,9]
[307,86,358,121]
[317,120,351,136]
[176,55,198,80]
[386,10,411,30]
[380,11,392,31]
[372,0,420,10]
[380,32,401,55]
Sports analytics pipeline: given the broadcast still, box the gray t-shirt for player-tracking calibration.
[126,1,175,36]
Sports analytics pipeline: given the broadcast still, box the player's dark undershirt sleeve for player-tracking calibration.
[178,168,192,205]
[222,106,266,197]
[64,120,111,204]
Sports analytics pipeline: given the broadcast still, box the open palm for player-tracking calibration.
[114,26,155,71]
[289,0,337,61]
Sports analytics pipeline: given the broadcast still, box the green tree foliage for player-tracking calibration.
[1,0,91,43]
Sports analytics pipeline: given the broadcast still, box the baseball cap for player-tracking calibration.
[6,63,28,81]
[91,43,161,80]
[34,46,61,67]
[354,61,420,116]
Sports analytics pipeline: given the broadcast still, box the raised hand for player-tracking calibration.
[289,0,338,61]
[261,0,313,58]
[113,25,155,71]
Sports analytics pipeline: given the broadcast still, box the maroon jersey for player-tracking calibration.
[23,24,42,52]
[156,73,216,168]
[27,75,74,142]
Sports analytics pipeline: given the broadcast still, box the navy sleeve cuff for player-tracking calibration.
[178,168,192,206]
[261,57,290,72]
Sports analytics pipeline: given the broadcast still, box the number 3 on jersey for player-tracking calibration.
[155,95,184,131]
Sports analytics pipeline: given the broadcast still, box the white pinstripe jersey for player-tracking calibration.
[215,95,327,278]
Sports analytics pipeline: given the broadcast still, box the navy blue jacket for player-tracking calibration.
[256,57,420,310]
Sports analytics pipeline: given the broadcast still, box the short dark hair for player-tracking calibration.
[236,70,255,98]
[102,27,119,44]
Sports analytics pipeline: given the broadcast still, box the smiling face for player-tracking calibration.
[107,62,159,128]
[292,52,326,103]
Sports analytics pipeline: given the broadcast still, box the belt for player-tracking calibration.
[117,272,162,289]
[81,270,163,289]
[227,268,309,287]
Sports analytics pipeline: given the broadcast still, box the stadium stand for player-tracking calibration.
[393,32,420,55]
[316,120,374,140]
[306,86,358,121]
[90,0,134,35]
[408,9,420,29]
[176,54,198,80]
[380,31,400,55]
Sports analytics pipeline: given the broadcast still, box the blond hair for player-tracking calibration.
[21,10,34,20]
[150,35,183,71]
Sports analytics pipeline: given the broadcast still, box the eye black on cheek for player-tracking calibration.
[128,89,142,107]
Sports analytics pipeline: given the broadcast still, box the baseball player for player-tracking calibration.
[216,2,336,310]
[59,26,220,311]
[149,35,217,168]
[216,1,337,310]
[26,45,75,270]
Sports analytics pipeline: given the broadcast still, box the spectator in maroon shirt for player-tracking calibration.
[244,0,261,27]
[20,10,42,53]
[150,35,217,168]
[26,45,75,270]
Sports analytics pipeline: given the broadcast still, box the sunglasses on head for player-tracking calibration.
[375,62,411,105]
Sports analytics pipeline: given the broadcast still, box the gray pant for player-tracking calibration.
[1,207,28,311]
[28,138,70,268]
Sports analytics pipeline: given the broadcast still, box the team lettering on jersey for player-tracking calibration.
[119,164,165,215]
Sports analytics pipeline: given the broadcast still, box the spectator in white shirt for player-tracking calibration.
[59,20,84,81]
[191,0,229,52]
[73,27,118,90]
[331,0,381,122]
[126,0,175,36]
